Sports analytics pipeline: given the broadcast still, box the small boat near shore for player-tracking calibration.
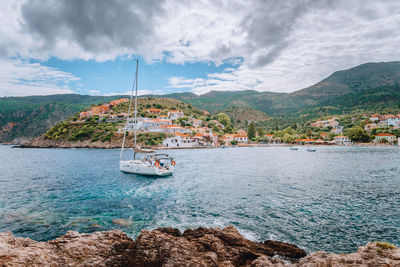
[306,147,316,152]
[290,147,299,150]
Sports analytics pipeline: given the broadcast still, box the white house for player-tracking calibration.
[234,134,248,144]
[331,126,343,134]
[163,135,198,148]
[189,118,203,127]
[364,123,377,132]
[311,118,339,128]
[165,125,187,134]
[334,136,352,145]
[386,116,400,127]
[168,110,185,120]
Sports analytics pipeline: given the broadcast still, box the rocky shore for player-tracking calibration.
[1,226,399,266]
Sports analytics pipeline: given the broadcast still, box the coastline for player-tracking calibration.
[1,226,398,266]
[12,138,398,150]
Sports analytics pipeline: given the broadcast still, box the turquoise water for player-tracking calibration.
[0,145,399,253]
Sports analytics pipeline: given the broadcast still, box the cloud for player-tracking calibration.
[0,59,78,96]
[1,0,400,95]
[19,0,165,61]
[104,89,166,96]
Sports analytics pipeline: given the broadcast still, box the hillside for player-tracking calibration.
[2,61,400,143]
[0,94,128,143]
[30,97,207,148]
[222,106,270,127]
[294,61,400,97]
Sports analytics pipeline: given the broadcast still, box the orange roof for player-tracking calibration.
[194,133,204,137]
[376,133,395,137]
[173,133,189,137]
[147,108,162,112]
[295,138,316,142]
[265,134,274,137]
[235,134,248,138]
[167,125,184,129]
[320,133,328,136]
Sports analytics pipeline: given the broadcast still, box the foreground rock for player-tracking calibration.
[0,226,398,266]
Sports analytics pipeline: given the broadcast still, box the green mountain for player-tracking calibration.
[165,61,400,115]
[1,61,400,143]
[0,94,128,143]
[294,61,400,97]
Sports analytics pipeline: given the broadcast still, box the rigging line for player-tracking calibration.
[120,59,138,160]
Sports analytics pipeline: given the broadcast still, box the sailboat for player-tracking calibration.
[119,60,175,176]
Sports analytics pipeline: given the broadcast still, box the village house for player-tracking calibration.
[79,111,91,120]
[374,133,396,143]
[369,114,381,122]
[211,132,219,144]
[364,123,378,132]
[162,134,199,148]
[189,118,203,128]
[234,133,248,144]
[265,134,275,142]
[109,98,129,106]
[334,136,352,145]
[165,125,187,134]
[330,126,343,134]
[320,132,328,140]
[311,118,339,128]
[223,134,236,144]
[147,108,162,114]
[386,115,400,127]
[79,98,128,120]
[168,110,185,120]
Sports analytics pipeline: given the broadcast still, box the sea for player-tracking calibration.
[0,145,399,253]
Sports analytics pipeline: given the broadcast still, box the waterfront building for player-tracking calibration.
[374,133,396,143]
[163,134,199,148]
[334,136,352,145]
[234,134,248,144]
[294,138,316,144]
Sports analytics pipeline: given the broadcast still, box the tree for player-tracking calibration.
[283,133,294,143]
[217,113,231,127]
[257,127,265,137]
[345,126,370,142]
[283,126,295,135]
[248,121,256,140]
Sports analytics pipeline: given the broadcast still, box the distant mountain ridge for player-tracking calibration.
[294,61,400,97]
[1,61,400,143]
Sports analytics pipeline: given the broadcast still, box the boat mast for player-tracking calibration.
[134,59,138,159]
[120,59,139,160]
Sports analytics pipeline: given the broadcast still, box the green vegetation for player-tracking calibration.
[248,121,256,140]
[217,113,231,127]
[41,97,205,144]
[0,94,128,143]
[375,242,397,250]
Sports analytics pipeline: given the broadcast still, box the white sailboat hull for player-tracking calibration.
[120,160,174,176]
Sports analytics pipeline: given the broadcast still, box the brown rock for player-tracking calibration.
[1,226,398,267]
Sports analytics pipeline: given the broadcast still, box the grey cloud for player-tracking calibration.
[240,0,333,67]
[21,0,165,56]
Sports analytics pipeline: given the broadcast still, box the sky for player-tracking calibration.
[0,0,400,97]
